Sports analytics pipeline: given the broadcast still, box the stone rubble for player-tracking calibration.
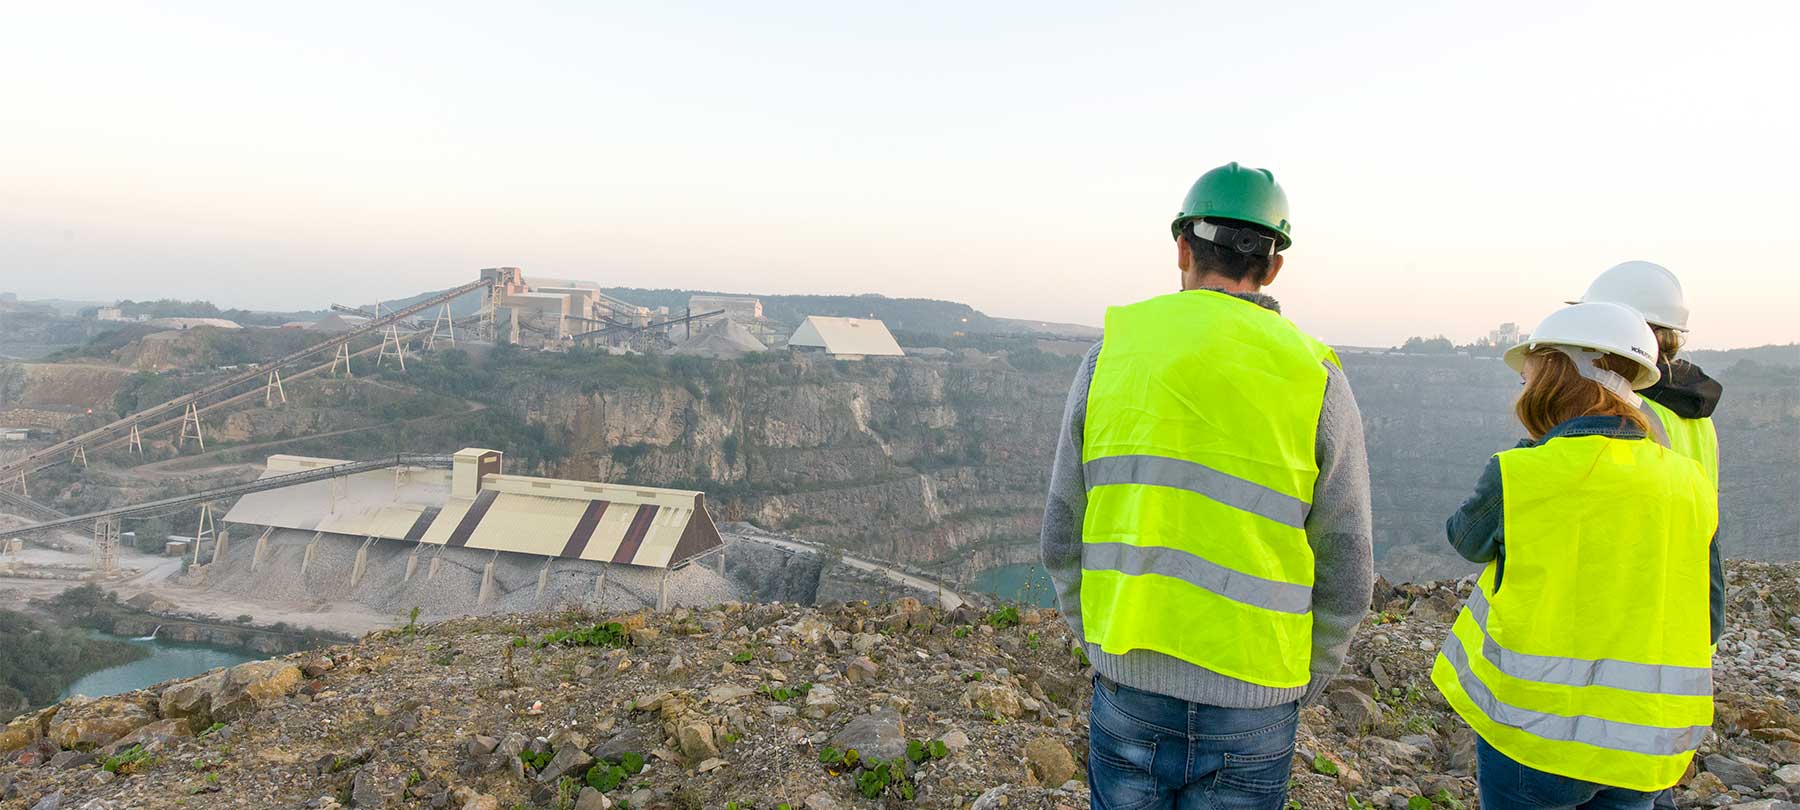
[0,560,1794,808]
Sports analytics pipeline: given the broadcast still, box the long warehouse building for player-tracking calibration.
[224,448,723,568]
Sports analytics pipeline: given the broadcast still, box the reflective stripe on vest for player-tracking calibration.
[1643,398,1721,488]
[1080,290,1336,689]
[1463,587,1711,696]
[1084,454,1312,529]
[1431,435,1717,791]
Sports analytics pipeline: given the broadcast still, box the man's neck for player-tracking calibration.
[1182,272,1261,294]
[1185,285,1282,313]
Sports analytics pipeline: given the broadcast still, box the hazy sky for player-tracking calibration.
[3,1,1796,348]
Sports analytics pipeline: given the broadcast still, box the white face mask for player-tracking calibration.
[1552,346,1641,406]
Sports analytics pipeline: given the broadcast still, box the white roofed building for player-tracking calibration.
[787,316,904,359]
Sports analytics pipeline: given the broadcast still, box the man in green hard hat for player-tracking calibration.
[1040,163,1373,808]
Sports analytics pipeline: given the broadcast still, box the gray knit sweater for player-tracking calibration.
[1039,289,1374,709]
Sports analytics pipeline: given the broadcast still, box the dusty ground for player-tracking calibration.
[0,522,402,637]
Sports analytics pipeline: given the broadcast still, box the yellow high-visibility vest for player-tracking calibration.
[1641,398,1721,488]
[1431,435,1717,791]
[1081,289,1339,689]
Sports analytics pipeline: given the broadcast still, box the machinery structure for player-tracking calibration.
[0,277,493,494]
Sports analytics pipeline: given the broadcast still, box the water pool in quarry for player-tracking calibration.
[972,563,1057,608]
[60,632,255,701]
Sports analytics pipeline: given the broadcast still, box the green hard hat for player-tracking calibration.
[1170,162,1292,249]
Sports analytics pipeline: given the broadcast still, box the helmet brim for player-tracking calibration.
[1170,216,1292,250]
[1504,341,1662,390]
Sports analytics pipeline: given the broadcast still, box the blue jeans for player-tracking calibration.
[1087,676,1298,810]
[1477,737,1661,810]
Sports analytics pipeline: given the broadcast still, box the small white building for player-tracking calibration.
[95,306,126,321]
[688,295,763,322]
[787,316,905,359]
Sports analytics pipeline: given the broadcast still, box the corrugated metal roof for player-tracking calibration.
[223,454,721,568]
[223,456,447,536]
[787,317,904,357]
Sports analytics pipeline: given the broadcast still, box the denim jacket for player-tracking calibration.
[1445,414,1726,644]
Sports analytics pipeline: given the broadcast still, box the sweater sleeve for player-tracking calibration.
[1041,342,1100,639]
[1300,363,1375,705]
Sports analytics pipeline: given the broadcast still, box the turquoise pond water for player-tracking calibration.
[970,563,1057,608]
[60,632,256,701]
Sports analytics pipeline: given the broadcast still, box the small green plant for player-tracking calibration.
[1407,797,1432,810]
[855,761,893,798]
[1072,644,1090,667]
[961,671,984,682]
[763,682,814,702]
[1347,796,1372,810]
[103,744,152,774]
[585,762,627,792]
[407,769,422,786]
[206,772,219,784]
[986,604,1021,629]
[1311,753,1340,776]
[520,750,554,772]
[1431,790,1467,810]
[199,722,226,737]
[404,606,422,636]
[952,625,972,639]
[730,649,755,664]
[580,749,647,793]
[821,744,923,801]
[1025,631,1041,650]
[905,737,951,764]
[536,622,629,648]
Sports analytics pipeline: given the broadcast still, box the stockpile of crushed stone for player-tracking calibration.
[671,317,766,359]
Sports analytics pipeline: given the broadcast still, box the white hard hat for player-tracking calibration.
[1569,260,1690,331]
[1505,302,1662,391]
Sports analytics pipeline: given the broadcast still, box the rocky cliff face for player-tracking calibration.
[0,363,135,432]
[497,354,1068,575]
[2,561,1796,810]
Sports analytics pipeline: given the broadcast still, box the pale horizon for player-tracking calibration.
[3,2,1797,351]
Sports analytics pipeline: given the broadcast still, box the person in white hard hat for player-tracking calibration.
[1574,262,1726,810]
[1435,302,1722,809]
[1572,260,1723,482]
